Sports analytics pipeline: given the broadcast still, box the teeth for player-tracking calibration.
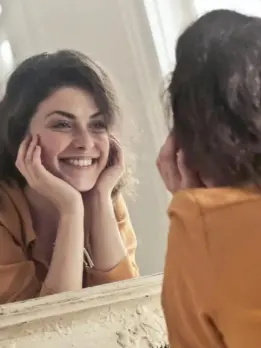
[65,158,93,167]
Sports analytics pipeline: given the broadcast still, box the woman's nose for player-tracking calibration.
[74,130,94,150]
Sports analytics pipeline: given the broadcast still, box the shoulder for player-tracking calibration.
[0,182,21,219]
[168,187,260,219]
[167,187,261,247]
[0,182,27,243]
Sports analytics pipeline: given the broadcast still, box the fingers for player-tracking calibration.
[109,134,124,169]
[25,134,38,164]
[177,150,202,188]
[16,134,46,186]
[158,157,180,193]
[109,134,121,147]
[157,133,177,167]
[154,130,203,192]
[31,145,44,181]
[159,132,177,159]
[15,134,31,174]
[176,150,187,176]
[156,133,177,174]
[177,150,195,181]
[176,150,193,188]
[94,134,125,192]
[156,132,181,194]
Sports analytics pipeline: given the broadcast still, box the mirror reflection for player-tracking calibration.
[0,0,171,305]
[0,49,141,303]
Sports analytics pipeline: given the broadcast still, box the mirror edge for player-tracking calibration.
[0,273,163,330]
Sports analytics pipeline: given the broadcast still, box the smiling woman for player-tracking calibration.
[0,50,139,304]
[29,87,110,193]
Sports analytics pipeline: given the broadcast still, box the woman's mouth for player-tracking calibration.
[60,158,95,168]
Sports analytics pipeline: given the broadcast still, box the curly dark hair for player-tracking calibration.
[168,9,261,187]
[0,49,128,197]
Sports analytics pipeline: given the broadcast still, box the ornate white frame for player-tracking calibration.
[0,274,168,347]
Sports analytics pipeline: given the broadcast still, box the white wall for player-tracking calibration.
[0,0,170,275]
[194,0,261,17]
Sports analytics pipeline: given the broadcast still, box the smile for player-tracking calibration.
[61,158,94,168]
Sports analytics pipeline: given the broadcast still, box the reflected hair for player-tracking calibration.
[167,10,261,187]
[0,49,129,197]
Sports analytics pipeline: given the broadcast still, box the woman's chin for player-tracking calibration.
[66,179,97,193]
[56,171,99,193]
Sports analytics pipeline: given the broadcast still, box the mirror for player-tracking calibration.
[0,0,177,309]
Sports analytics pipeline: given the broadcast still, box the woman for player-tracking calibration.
[0,49,138,304]
[157,10,261,348]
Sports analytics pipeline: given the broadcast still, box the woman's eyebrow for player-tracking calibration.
[46,110,76,119]
[89,111,103,119]
[46,110,102,119]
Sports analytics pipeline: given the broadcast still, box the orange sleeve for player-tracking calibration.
[87,195,139,286]
[0,225,42,304]
[162,191,222,348]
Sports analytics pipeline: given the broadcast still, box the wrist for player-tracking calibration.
[58,196,84,215]
[90,188,112,202]
[89,190,114,215]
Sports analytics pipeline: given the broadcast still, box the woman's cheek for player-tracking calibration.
[38,136,63,169]
[39,132,65,155]
[95,133,109,165]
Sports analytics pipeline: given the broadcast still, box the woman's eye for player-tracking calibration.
[52,121,72,129]
[90,121,107,131]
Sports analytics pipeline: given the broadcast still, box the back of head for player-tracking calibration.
[169,10,261,186]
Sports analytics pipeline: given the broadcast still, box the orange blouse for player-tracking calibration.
[162,187,261,348]
[0,182,138,304]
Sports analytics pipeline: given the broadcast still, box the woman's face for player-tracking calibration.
[29,87,110,192]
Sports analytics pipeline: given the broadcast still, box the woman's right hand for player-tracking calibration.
[15,134,83,214]
[156,132,202,194]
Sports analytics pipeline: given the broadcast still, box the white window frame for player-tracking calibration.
[143,0,196,77]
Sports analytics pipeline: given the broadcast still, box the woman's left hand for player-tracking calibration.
[93,135,124,196]
[82,135,127,272]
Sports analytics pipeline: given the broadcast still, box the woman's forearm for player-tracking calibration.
[43,204,84,294]
[89,192,127,271]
